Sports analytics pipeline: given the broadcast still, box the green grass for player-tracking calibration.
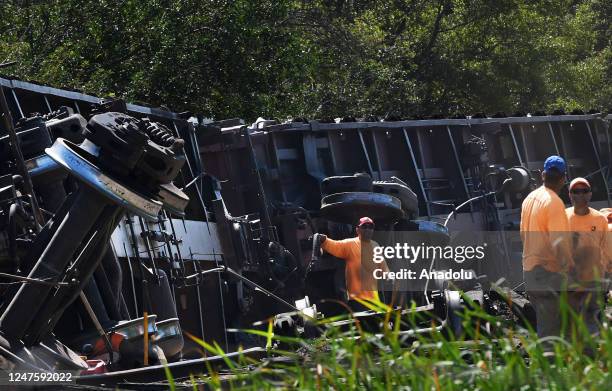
[170,291,612,390]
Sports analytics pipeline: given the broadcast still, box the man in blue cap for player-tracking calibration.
[520,155,574,342]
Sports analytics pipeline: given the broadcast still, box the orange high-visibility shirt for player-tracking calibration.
[566,207,610,280]
[603,208,612,270]
[321,237,381,301]
[520,186,573,272]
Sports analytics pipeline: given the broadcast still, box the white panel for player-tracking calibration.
[111,218,223,262]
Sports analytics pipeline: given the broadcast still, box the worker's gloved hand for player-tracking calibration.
[311,233,327,261]
[308,233,326,242]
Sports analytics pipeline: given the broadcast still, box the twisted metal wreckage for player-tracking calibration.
[0,76,610,386]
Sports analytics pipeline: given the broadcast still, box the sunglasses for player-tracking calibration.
[570,188,591,194]
[359,224,374,230]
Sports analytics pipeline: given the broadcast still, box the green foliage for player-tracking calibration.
[0,0,609,120]
[183,292,612,389]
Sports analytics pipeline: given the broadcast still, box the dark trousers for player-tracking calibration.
[525,266,606,340]
[567,283,607,336]
[524,266,566,339]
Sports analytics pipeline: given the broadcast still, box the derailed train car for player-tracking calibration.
[0,75,610,385]
[0,77,271,385]
[199,111,610,312]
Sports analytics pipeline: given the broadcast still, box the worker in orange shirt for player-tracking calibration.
[314,217,389,311]
[601,208,612,262]
[565,177,610,334]
[520,155,574,339]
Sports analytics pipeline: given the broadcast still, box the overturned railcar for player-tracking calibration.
[0,75,610,385]
[198,112,610,310]
[0,77,271,384]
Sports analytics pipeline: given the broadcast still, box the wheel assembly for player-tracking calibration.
[320,191,404,224]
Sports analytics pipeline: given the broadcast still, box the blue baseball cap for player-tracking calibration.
[543,155,566,174]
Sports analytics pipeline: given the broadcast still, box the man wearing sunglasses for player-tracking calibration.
[521,155,574,340]
[565,177,610,334]
[315,217,389,310]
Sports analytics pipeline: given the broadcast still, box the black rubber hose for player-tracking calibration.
[83,277,113,327]
[94,255,122,321]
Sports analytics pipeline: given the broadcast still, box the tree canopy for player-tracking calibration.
[0,0,609,120]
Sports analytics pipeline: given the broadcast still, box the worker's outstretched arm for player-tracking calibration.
[320,235,350,260]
